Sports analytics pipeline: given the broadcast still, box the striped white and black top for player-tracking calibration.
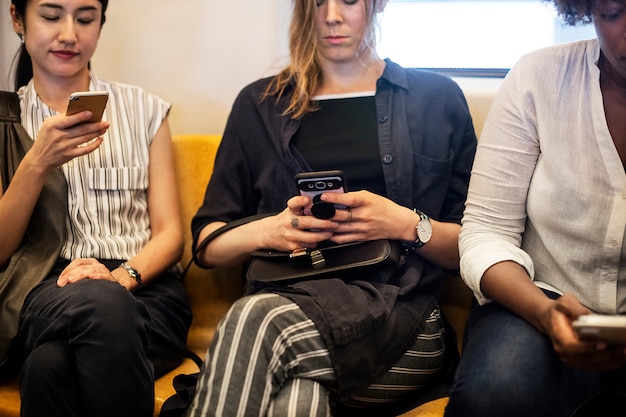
[18,73,171,261]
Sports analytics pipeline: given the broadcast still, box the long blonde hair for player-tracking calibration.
[263,0,382,119]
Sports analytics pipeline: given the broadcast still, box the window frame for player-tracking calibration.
[379,0,596,78]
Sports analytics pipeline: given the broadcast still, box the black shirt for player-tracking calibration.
[292,94,386,196]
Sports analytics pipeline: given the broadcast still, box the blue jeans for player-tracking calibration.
[444,290,626,417]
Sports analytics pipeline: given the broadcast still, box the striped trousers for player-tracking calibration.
[187,293,445,417]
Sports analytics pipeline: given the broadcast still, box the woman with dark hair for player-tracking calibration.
[11,0,107,90]
[187,0,477,415]
[3,1,191,416]
[445,0,626,416]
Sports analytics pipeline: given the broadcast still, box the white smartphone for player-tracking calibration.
[66,91,109,123]
[572,314,626,345]
[295,170,347,220]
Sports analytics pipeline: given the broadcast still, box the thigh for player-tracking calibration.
[18,275,142,355]
[343,307,446,408]
[188,293,336,417]
[446,298,602,417]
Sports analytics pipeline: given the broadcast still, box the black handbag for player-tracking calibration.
[189,213,404,284]
[247,239,403,283]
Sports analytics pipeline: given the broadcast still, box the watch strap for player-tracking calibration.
[119,262,142,287]
[402,209,431,251]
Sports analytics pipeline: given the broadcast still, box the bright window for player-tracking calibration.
[378,0,597,76]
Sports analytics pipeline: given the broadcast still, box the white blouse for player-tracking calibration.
[18,74,170,260]
[459,39,626,314]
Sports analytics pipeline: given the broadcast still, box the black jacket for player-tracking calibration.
[192,60,477,402]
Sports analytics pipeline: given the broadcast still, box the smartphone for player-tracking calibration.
[295,170,347,219]
[572,314,626,345]
[66,91,109,123]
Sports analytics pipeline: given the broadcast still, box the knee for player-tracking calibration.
[220,294,300,331]
[446,368,545,417]
[72,281,150,343]
[268,379,331,417]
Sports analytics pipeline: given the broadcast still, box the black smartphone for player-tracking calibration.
[295,170,347,219]
[66,91,109,123]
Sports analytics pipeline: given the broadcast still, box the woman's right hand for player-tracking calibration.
[24,111,109,172]
[0,111,109,266]
[195,196,337,268]
[547,293,626,371]
[265,195,338,252]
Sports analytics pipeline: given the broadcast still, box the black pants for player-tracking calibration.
[16,261,192,417]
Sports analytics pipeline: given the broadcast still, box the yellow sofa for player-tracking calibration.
[0,87,493,417]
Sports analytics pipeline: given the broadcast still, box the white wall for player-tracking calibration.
[0,0,291,135]
[0,0,17,90]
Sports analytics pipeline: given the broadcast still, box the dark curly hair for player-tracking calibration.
[544,0,594,25]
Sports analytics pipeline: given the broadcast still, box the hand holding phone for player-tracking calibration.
[295,170,347,220]
[572,314,626,345]
[66,91,109,123]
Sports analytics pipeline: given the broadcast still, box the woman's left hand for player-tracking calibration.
[549,294,626,371]
[318,190,412,244]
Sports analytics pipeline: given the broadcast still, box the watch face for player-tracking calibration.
[417,216,432,243]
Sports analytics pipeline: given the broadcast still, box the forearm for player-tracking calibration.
[196,218,272,268]
[413,219,460,270]
[394,206,461,270]
[480,260,554,334]
[114,225,183,288]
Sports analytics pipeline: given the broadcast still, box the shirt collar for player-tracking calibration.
[17,72,100,119]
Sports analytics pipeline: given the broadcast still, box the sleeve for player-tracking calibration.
[440,80,479,224]
[458,56,539,305]
[190,85,261,246]
[141,90,171,144]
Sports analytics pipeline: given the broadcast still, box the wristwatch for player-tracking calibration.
[403,209,432,251]
[119,262,142,288]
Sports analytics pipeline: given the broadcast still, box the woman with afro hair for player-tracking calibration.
[445,0,626,416]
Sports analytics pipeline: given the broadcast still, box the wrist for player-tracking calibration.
[110,268,134,291]
[116,262,143,290]
[402,209,432,251]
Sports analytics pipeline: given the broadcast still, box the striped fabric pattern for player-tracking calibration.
[17,74,170,260]
[343,308,445,408]
[187,293,446,416]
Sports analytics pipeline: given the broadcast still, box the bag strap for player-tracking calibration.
[158,349,205,417]
[181,212,276,279]
[183,348,203,369]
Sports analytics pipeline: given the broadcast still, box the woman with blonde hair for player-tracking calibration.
[188,0,477,415]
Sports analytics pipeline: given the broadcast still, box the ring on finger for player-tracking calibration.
[346,207,352,223]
